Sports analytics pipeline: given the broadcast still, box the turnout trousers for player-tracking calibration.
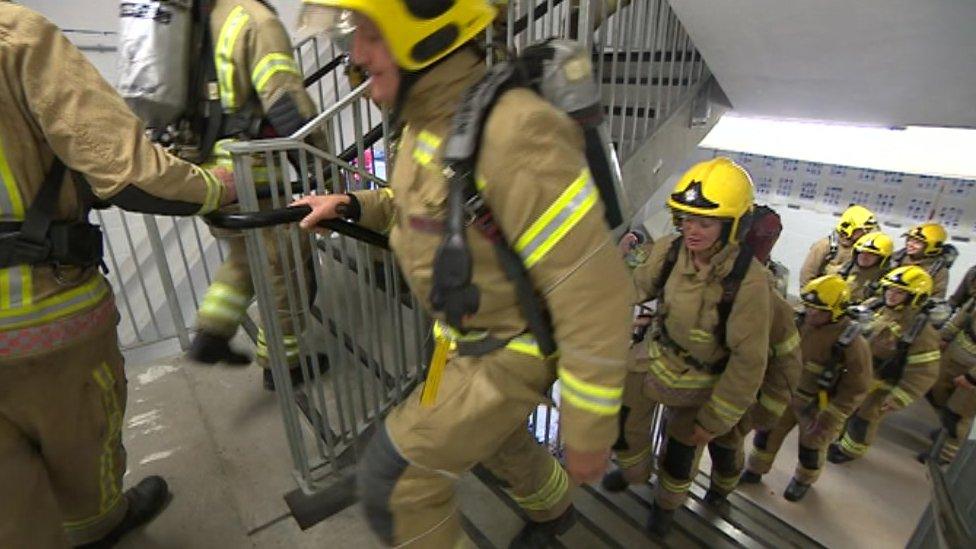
[358,347,572,547]
[0,309,128,547]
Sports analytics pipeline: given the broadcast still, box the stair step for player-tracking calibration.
[627,481,748,548]
[458,471,529,548]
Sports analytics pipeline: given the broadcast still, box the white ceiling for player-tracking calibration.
[670,0,976,128]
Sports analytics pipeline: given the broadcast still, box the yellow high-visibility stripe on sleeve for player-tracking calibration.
[557,366,622,416]
[706,394,746,423]
[196,166,223,214]
[251,53,300,94]
[215,6,251,110]
[772,330,800,357]
[514,168,597,269]
[906,350,940,365]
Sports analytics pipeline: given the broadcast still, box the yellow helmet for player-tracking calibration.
[880,265,933,308]
[902,222,947,256]
[300,0,496,71]
[800,274,851,321]
[853,231,894,263]
[667,157,755,243]
[836,205,878,240]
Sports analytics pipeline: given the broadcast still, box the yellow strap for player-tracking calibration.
[513,168,597,269]
[215,6,251,110]
[420,336,451,407]
[251,52,300,94]
[818,390,829,411]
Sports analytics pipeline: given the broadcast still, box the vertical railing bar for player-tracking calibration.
[99,210,144,343]
[171,217,201,308]
[118,210,162,337]
[628,0,652,153]
[650,1,669,136]
[617,0,638,151]
[143,214,191,349]
[190,217,215,283]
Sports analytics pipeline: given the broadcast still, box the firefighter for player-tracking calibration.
[702,205,803,508]
[294,1,632,546]
[799,204,878,288]
[741,275,872,502]
[921,298,976,464]
[840,231,893,304]
[187,0,330,389]
[829,266,942,463]
[0,4,235,548]
[601,157,770,537]
[949,264,976,311]
[889,222,952,298]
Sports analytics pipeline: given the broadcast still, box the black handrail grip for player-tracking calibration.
[205,205,389,249]
[303,55,345,88]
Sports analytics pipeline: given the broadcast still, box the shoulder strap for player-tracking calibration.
[188,0,222,163]
[19,157,68,246]
[654,236,683,297]
[716,244,754,345]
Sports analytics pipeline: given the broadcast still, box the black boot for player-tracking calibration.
[646,502,675,538]
[601,470,629,493]
[186,332,251,365]
[827,444,854,464]
[703,489,730,512]
[263,353,331,391]
[77,476,170,548]
[739,470,762,484]
[508,506,576,548]
[783,478,810,502]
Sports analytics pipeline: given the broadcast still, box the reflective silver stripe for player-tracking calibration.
[0,134,25,219]
[7,266,25,308]
[251,53,300,94]
[514,170,597,268]
[0,276,109,329]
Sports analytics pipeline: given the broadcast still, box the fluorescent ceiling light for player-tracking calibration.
[701,115,976,180]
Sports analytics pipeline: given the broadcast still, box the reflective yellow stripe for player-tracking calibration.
[750,448,776,464]
[712,471,740,491]
[196,166,223,214]
[688,329,714,344]
[617,446,652,469]
[804,361,825,375]
[412,130,442,167]
[432,320,545,359]
[906,350,940,365]
[772,330,800,357]
[505,334,544,358]
[91,362,123,516]
[251,53,300,94]
[508,459,569,511]
[1,266,32,309]
[0,132,25,219]
[647,355,720,389]
[514,169,597,269]
[0,275,109,330]
[206,282,250,308]
[215,6,251,110]
[558,367,622,416]
[256,330,300,359]
[706,395,745,423]
[890,386,915,407]
[660,472,692,494]
[840,432,868,457]
[758,392,787,417]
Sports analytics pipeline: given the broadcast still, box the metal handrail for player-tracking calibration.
[927,431,975,546]
[205,205,389,249]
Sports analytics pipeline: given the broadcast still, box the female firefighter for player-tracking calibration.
[741,275,872,502]
[799,204,878,288]
[602,157,771,537]
[840,231,894,304]
[829,265,942,463]
[293,0,633,546]
[891,222,952,298]
[701,205,803,508]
